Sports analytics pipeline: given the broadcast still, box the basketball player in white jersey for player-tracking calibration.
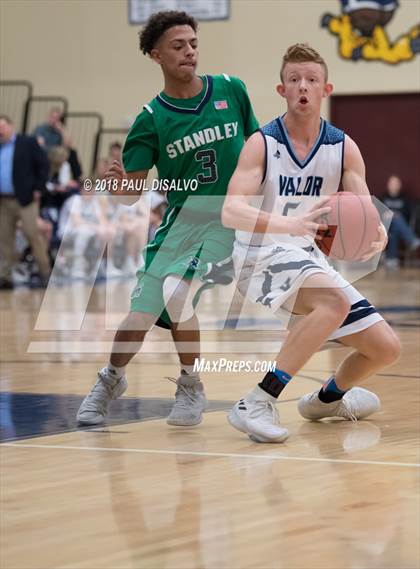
[221,44,400,443]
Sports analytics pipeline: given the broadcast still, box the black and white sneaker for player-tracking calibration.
[227,398,289,443]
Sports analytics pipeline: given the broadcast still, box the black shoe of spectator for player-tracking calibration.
[0,278,14,290]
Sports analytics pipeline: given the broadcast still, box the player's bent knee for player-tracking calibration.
[120,312,155,336]
[379,331,401,365]
[364,324,402,365]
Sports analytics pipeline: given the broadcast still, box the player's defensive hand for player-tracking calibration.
[360,222,388,261]
[104,160,125,183]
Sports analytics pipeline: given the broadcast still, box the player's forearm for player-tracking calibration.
[342,171,370,196]
[222,198,291,233]
[342,138,370,195]
[109,172,145,205]
[110,189,141,205]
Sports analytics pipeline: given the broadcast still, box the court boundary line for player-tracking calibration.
[2,442,419,468]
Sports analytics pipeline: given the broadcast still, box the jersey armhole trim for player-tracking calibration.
[259,129,268,185]
[143,104,153,114]
[340,135,345,183]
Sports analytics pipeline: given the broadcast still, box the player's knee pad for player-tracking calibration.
[162,275,199,322]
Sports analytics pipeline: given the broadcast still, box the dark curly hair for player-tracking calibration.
[139,11,198,55]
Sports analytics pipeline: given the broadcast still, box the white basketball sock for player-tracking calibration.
[246,385,277,403]
[181,364,200,378]
[107,362,126,380]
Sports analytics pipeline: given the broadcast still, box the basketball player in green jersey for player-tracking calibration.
[77,11,259,426]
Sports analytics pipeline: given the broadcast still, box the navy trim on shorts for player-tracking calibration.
[340,299,377,328]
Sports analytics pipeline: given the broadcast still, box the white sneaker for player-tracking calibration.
[166,374,207,426]
[298,387,381,422]
[228,398,289,443]
[77,367,128,425]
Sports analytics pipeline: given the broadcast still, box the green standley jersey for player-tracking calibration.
[123,74,259,211]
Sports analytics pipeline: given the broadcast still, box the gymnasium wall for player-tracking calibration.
[1,0,419,127]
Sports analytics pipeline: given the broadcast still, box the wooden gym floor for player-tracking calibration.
[0,267,419,569]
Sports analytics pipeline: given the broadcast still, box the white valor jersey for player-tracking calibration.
[235,116,345,249]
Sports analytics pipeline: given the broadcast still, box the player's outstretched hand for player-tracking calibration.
[360,222,388,261]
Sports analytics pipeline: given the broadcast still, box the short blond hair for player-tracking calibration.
[280,43,328,82]
[48,145,69,165]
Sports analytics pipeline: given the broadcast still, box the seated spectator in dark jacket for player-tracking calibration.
[41,146,80,249]
[0,115,51,288]
[67,147,83,183]
[381,175,420,269]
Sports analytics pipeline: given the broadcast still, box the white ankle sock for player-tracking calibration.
[246,385,277,403]
[107,363,125,380]
[181,364,199,378]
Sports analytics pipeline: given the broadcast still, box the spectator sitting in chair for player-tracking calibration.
[381,175,420,269]
[57,183,120,280]
[40,145,80,245]
[106,195,150,276]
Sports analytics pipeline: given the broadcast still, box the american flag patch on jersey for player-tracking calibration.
[214,100,228,110]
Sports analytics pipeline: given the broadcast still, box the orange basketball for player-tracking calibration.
[316,192,380,261]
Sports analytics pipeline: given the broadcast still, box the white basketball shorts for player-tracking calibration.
[232,241,383,340]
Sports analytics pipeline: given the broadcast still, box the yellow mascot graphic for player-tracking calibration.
[322,0,420,64]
